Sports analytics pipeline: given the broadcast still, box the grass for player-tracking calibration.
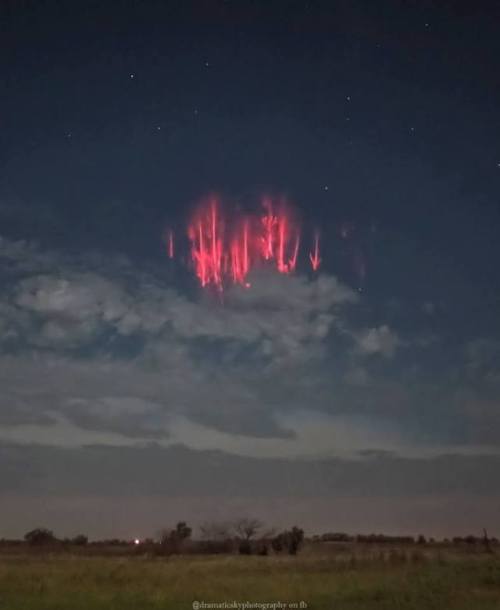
[0,549,500,609]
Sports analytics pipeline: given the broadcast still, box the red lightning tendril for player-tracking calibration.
[173,195,321,291]
[309,231,321,271]
[167,230,174,259]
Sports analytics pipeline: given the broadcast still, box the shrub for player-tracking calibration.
[238,540,252,555]
[271,527,304,555]
[159,522,192,554]
[271,533,285,553]
[24,528,57,546]
[287,526,304,555]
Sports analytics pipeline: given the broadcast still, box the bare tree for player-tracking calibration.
[234,518,263,541]
[234,518,264,555]
[483,528,493,553]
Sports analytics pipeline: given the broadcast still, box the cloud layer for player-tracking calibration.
[0,237,498,461]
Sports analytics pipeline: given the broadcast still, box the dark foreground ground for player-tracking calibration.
[1,545,500,609]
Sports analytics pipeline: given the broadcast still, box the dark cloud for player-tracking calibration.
[1,441,500,537]
[3,441,500,498]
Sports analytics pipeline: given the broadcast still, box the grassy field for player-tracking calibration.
[1,548,500,609]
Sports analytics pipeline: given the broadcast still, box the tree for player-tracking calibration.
[159,521,192,554]
[272,527,304,555]
[71,534,88,546]
[234,518,263,555]
[483,528,492,553]
[271,532,286,553]
[286,526,304,555]
[24,528,56,546]
[172,521,192,542]
[234,518,262,541]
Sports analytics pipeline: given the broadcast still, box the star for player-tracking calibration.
[324,185,329,191]
[194,108,199,115]
[130,73,135,79]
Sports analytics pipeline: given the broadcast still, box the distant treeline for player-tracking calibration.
[0,520,305,557]
[0,524,497,556]
[314,532,499,546]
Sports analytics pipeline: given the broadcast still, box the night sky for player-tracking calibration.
[1,0,500,539]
